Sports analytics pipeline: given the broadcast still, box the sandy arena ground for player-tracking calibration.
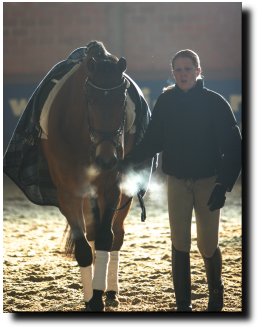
[3,173,242,314]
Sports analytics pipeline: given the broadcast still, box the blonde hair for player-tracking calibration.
[171,49,201,71]
[163,49,202,92]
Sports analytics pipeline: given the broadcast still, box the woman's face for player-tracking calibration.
[172,57,201,92]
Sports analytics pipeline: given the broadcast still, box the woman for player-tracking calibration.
[120,49,241,312]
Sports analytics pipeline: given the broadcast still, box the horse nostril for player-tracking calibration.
[95,156,118,171]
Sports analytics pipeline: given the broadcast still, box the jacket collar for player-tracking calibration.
[174,78,204,95]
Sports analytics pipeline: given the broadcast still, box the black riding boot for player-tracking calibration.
[203,247,224,312]
[172,245,192,312]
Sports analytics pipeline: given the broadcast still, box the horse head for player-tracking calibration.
[84,56,130,171]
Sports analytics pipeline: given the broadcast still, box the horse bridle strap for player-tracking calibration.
[85,77,130,93]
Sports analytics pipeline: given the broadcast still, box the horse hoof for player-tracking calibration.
[105,291,119,307]
[85,290,105,312]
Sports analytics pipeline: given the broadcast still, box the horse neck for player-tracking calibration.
[76,60,89,84]
[61,63,90,140]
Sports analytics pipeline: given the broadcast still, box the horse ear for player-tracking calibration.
[87,57,96,74]
[117,57,127,73]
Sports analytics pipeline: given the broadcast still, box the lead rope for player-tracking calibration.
[111,192,146,222]
[137,192,146,222]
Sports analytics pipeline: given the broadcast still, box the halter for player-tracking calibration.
[84,75,130,160]
[85,76,130,96]
[87,112,126,157]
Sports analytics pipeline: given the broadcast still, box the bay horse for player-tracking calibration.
[41,42,139,311]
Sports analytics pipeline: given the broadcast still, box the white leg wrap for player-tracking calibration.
[92,250,110,291]
[106,251,120,293]
[80,265,93,302]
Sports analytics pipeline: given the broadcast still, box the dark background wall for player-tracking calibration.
[3,2,242,148]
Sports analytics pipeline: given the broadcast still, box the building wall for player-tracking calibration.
[3,2,242,148]
[4,2,241,82]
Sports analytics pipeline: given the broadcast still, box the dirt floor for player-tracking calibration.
[3,173,242,314]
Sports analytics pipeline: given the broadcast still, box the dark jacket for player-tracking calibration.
[130,79,241,192]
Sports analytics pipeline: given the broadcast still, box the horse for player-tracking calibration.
[39,41,147,311]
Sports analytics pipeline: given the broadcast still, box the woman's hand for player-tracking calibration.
[207,183,226,211]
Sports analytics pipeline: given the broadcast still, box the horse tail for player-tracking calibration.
[63,224,75,256]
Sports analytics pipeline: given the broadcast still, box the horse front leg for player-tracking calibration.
[87,181,121,311]
[102,129,135,306]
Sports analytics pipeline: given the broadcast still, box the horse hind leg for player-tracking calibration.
[105,251,120,307]
[65,223,95,308]
[105,195,133,307]
[58,191,95,308]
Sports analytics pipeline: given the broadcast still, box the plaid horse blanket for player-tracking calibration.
[3,47,156,220]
